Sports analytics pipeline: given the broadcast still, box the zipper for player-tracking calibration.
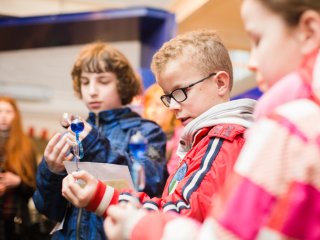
[76,208,82,240]
[75,113,100,239]
[95,113,99,128]
[75,113,99,240]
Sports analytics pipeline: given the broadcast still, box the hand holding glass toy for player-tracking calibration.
[60,113,84,171]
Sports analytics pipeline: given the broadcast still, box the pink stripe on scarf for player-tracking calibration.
[280,182,320,239]
[218,178,275,240]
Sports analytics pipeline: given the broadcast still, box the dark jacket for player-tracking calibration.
[33,107,168,240]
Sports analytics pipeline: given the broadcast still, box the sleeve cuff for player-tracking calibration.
[86,180,119,218]
[40,160,67,181]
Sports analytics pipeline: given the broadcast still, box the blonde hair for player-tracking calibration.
[71,42,142,105]
[0,96,37,188]
[151,29,233,90]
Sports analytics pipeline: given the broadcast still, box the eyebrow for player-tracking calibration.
[163,81,188,94]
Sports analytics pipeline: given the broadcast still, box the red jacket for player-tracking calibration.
[87,123,246,222]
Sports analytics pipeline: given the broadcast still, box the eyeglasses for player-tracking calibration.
[160,72,217,108]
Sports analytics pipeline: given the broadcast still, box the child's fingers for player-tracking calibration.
[71,170,94,182]
[107,205,127,221]
[44,132,62,155]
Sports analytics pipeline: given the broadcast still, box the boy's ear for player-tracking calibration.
[215,71,230,96]
[298,10,320,55]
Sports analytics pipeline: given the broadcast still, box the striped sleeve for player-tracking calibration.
[86,180,119,218]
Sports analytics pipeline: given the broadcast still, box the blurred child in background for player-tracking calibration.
[0,96,37,240]
[144,83,182,174]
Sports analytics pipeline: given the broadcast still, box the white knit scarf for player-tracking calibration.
[177,98,256,159]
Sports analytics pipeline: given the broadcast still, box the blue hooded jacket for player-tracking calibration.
[33,107,168,240]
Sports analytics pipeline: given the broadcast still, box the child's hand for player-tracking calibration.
[44,133,72,174]
[67,118,92,144]
[0,171,21,186]
[62,170,98,208]
[105,203,146,240]
[0,172,21,195]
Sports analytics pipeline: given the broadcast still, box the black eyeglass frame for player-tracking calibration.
[160,72,217,107]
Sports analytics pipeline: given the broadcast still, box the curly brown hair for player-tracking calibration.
[151,29,233,90]
[71,42,142,105]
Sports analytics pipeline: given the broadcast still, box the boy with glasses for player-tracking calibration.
[160,72,217,108]
[61,30,256,231]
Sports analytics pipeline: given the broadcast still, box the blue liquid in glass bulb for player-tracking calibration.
[71,120,84,134]
[128,143,146,160]
[70,118,84,161]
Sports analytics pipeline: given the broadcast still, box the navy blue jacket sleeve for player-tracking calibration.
[33,159,68,222]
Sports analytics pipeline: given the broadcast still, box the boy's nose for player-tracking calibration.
[168,98,181,110]
[247,50,258,72]
[88,82,98,95]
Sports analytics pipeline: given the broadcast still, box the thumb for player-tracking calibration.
[107,205,125,221]
[72,170,94,181]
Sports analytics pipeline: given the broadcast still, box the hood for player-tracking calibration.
[177,98,256,159]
